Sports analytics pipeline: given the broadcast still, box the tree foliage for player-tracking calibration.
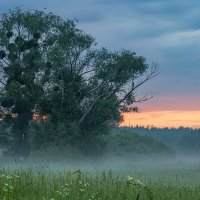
[0,8,159,157]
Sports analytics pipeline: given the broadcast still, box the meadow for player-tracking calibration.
[1,157,200,200]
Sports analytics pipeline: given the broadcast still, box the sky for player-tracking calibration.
[1,0,200,128]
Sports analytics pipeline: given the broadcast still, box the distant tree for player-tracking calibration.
[0,8,159,157]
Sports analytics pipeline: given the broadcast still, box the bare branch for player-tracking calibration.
[79,93,105,124]
[0,80,5,86]
[118,65,159,105]
[104,82,123,100]
[1,58,9,66]
[133,95,153,103]
[79,69,95,76]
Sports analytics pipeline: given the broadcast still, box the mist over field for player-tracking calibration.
[1,126,200,200]
[1,126,200,172]
[0,4,200,199]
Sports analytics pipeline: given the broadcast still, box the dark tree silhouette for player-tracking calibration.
[0,8,159,157]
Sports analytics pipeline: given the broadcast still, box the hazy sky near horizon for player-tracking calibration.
[1,0,200,127]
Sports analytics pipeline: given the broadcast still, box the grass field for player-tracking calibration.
[1,158,200,200]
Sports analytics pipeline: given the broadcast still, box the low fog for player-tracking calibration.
[1,126,200,174]
[1,151,200,173]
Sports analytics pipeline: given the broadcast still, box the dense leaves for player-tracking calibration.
[0,8,158,157]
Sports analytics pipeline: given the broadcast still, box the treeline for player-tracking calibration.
[121,126,200,154]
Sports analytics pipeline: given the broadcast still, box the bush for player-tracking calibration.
[105,129,174,158]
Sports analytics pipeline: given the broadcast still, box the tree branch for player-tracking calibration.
[79,69,95,76]
[79,93,105,124]
[0,80,5,86]
[118,65,159,105]
[0,132,13,138]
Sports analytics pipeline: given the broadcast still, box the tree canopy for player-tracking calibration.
[0,8,159,157]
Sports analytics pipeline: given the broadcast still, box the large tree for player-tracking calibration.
[0,8,159,156]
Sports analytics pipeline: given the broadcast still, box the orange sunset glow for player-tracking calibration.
[121,111,200,128]
[121,95,200,128]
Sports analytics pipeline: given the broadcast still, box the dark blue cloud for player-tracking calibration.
[0,0,200,97]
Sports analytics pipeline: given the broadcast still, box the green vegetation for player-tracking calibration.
[123,126,200,154]
[0,166,200,200]
[106,129,174,158]
[0,8,159,157]
[0,6,199,200]
[16,129,173,160]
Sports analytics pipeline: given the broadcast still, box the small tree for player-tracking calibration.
[0,8,159,157]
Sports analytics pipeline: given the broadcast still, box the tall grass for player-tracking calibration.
[0,167,200,200]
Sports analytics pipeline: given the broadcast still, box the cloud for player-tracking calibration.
[149,113,164,118]
[1,0,200,97]
[170,120,200,123]
[155,29,200,47]
[138,95,200,112]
